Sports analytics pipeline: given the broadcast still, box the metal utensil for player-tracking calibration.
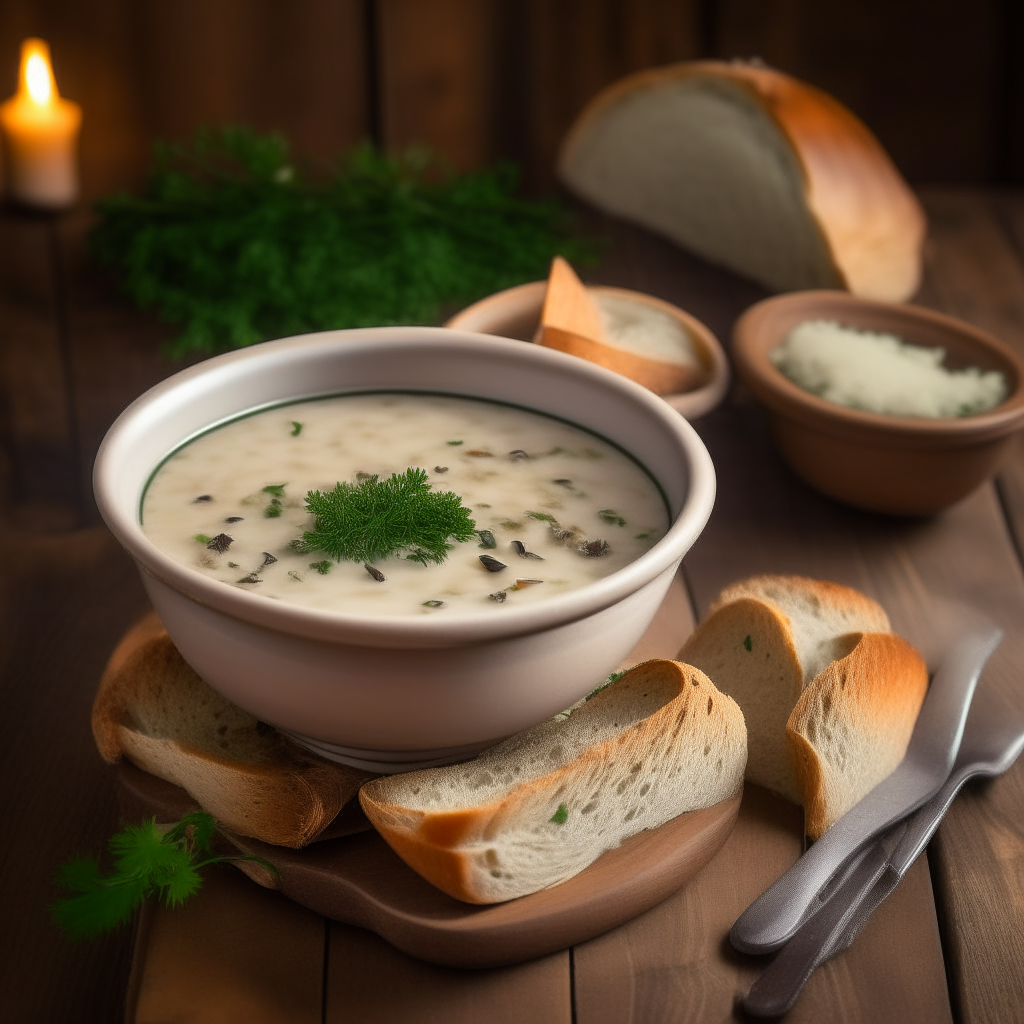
[743,675,1024,1017]
[730,620,1002,955]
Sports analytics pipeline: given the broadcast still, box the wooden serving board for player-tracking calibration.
[117,762,740,969]
[111,568,742,969]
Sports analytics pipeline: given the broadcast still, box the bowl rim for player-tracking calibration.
[94,327,716,649]
[444,279,731,420]
[731,290,1024,447]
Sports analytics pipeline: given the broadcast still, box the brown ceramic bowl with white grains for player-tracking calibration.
[732,291,1024,516]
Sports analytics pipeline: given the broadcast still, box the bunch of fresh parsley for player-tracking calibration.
[91,126,594,357]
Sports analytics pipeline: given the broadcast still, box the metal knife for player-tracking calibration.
[742,672,1024,1017]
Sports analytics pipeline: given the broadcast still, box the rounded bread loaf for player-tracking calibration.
[359,659,746,904]
[558,60,925,302]
[678,574,927,839]
[92,614,372,848]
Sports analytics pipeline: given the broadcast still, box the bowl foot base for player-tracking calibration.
[280,730,500,773]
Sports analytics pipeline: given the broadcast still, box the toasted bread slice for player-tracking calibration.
[93,615,373,848]
[359,659,746,904]
[679,575,926,838]
[534,258,704,395]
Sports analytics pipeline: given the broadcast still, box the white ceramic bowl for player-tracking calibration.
[94,328,715,771]
[445,281,731,419]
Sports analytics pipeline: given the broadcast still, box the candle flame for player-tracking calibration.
[19,38,57,107]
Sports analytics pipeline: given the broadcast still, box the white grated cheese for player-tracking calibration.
[771,319,1007,418]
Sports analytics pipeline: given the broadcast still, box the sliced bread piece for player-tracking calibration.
[93,615,373,848]
[534,258,705,395]
[679,575,926,838]
[787,631,928,838]
[558,60,925,302]
[359,659,746,904]
[536,255,607,344]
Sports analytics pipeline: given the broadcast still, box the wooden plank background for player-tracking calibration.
[0,0,1022,202]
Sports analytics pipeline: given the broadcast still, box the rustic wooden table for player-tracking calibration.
[2,189,1023,1024]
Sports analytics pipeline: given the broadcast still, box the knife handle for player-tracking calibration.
[742,829,904,1018]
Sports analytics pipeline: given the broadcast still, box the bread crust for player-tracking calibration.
[360,660,745,904]
[92,615,372,848]
[537,324,703,395]
[558,60,925,302]
[787,632,928,839]
[711,574,890,633]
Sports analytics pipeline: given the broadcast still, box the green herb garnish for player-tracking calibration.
[264,500,283,518]
[262,484,286,497]
[51,812,275,940]
[309,560,332,575]
[89,127,594,358]
[597,509,626,527]
[301,468,476,566]
[290,421,302,436]
[193,533,211,544]
[526,511,556,522]
[743,635,752,652]
[550,804,569,825]
[447,440,464,446]
[585,670,627,703]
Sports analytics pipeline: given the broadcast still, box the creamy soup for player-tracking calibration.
[142,393,668,616]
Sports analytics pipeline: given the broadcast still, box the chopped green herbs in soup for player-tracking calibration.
[141,394,668,616]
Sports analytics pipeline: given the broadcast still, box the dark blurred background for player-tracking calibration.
[1,0,1021,201]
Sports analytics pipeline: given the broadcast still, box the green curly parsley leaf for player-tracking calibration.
[51,812,276,940]
[301,468,476,566]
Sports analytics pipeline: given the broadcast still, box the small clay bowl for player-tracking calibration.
[732,291,1024,516]
[445,281,730,419]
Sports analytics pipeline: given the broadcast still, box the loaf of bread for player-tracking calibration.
[359,659,746,904]
[92,614,373,848]
[679,575,927,839]
[558,60,925,302]
[534,256,705,396]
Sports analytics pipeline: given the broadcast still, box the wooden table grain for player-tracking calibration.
[2,190,1023,1024]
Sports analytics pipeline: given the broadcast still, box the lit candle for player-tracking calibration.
[0,38,81,209]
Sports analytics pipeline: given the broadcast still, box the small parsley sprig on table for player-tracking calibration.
[51,812,275,940]
[299,468,476,566]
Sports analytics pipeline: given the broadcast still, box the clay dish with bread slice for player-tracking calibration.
[445,277,729,420]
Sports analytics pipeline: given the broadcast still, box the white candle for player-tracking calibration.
[0,38,81,209]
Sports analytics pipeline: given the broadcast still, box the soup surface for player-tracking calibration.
[142,393,668,616]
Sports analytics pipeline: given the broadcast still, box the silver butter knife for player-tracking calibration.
[742,673,1024,1017]
[730,619,1002,955]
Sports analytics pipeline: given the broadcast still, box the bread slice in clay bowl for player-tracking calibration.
[534,256,707,396]
[360,659,746,904]
[679,575,927,839]
[558,60,926,302]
